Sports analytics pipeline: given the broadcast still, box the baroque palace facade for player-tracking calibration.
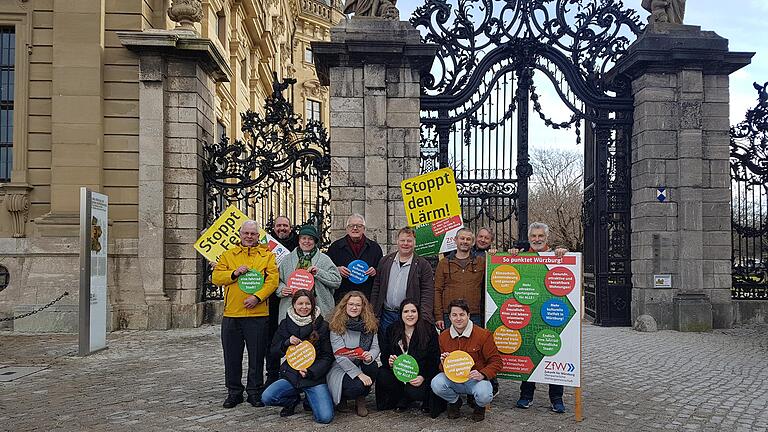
[0,0,343,330]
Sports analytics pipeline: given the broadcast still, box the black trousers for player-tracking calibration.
[519,380,564,403]
[375,368,428,410]
[340,362,379,400]
[265,296,281,383]
[221,316,269,397]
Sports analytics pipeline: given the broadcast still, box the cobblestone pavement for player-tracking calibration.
[1,322,767,432]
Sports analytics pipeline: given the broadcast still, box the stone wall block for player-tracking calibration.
[364,95,386,126]
[679,70,704,94]
[364,127,387,156]
[364,64,386,89]
[365,157,388,186]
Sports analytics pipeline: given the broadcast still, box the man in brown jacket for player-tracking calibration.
[370,227,435,334]
[434,228,486,330]
[431,299,502,422]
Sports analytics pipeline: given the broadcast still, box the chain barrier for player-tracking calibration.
[0,291,69,322]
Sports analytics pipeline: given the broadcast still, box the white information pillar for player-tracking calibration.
[79,187,109,356]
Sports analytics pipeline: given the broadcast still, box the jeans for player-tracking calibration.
[261,379,334,424]
[379,309,400,336]
[442,313,484,328]
[221,316,269,397]
[430,372,494,407]
[520,381,564,404]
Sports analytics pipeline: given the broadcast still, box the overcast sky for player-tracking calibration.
[395,0,768,152]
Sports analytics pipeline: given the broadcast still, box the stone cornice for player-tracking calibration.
[118,30,232,82]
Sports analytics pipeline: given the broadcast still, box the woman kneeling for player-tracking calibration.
[327,291,380,417]
[261,290,334,424]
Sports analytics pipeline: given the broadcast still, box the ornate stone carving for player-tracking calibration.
[167,0,203,32]
[343,0,399,20]
[642,0,686,25]
[302,79,328,98]
[5,188,30,238]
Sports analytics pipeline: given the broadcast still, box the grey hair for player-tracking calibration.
[477,226,494,238]
[346,213,366,226]
[240,219,260,233]
[528,222,550,238]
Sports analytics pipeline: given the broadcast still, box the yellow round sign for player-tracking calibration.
[490,265,520,294]
[494,326,522,354]
[444,350,475,383]
[285,340,316,370]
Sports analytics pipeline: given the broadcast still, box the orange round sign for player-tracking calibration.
[444,350,475,383]
[494,326,522,354]
[287,269,315,293]
[490,265,520,294]
[285,340,316,370]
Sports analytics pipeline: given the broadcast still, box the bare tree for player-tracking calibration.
[528,147,584,251]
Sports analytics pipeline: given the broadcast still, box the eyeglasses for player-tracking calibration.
[347,224,364,229]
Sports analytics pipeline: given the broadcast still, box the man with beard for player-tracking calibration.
[509,222,568,414]
[326,214,383,302]
[265,215,298,386]
[434,228,485,331]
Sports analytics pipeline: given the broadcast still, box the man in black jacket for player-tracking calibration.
[326,214,383,303]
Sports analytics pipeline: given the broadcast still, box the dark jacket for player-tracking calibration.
[379,324,440,382]
[370,252,435,324]
[326,235,384,302]
[271,315,334,389]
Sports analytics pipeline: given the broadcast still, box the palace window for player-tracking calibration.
[304,47,313,64]
[306,99,321,123]
[0,26,14,183]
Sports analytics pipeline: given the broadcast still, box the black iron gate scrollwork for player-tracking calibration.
[731,82,768,300]
[201,76,331,300]
[412,0,643,325]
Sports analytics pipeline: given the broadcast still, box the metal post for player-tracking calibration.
[515,68,531,247]
[437,109,450,169]
[78,188,92,356]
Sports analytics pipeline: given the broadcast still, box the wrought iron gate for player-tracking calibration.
[731,82,768,300]
[201,77,331,300]
[412,0,642,325]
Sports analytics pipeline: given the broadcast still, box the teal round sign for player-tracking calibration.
[238,270,264,294]
[392,354,420,383]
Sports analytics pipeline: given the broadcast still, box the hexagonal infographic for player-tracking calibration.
[485,252,581,387]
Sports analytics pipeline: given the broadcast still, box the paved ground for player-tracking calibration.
[1,322,767,432]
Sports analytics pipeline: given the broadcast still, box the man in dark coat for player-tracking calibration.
[326,214,383,303]
[370,227,435,334]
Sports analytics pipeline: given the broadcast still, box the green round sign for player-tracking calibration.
[238,270,264,294]
[392,354,420,383]
[513,281,540,305]
[535,329,562,356]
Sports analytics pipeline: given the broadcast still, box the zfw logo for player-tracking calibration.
[544,361,575,373]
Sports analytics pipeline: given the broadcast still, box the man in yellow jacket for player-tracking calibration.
[213,219,279,409]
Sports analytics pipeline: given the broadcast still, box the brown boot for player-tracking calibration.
[471,406,486,422]
[355,396,369,417]
[336,400,349,412]
[446,399,462,419]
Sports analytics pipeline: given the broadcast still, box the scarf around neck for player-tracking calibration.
[346,235,366,258]
[346,317,374,351]
[287,306,321,327]
[296,247,318,270]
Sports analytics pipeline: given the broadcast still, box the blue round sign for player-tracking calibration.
[348,259,369,284]
[541,298,570,327]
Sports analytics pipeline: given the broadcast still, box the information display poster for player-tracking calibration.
[79,188,108,356]
[401,168,463,257]
[484,252,582,387]
[194,204,290,265]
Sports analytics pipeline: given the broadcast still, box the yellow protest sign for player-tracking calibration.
[286,340,316,370]
[401,168,461,226]
[444,350,475,383]
[195,205,248,262]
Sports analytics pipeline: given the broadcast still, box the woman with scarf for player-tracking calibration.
[277,225,341,320]
[375,298,441,416]
[261,290,335,423]
[326,291,380,417]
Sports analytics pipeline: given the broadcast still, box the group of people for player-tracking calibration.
[212,214,568,424]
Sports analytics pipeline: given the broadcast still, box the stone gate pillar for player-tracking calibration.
[612,24,753,330]
[313,19,436,252]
